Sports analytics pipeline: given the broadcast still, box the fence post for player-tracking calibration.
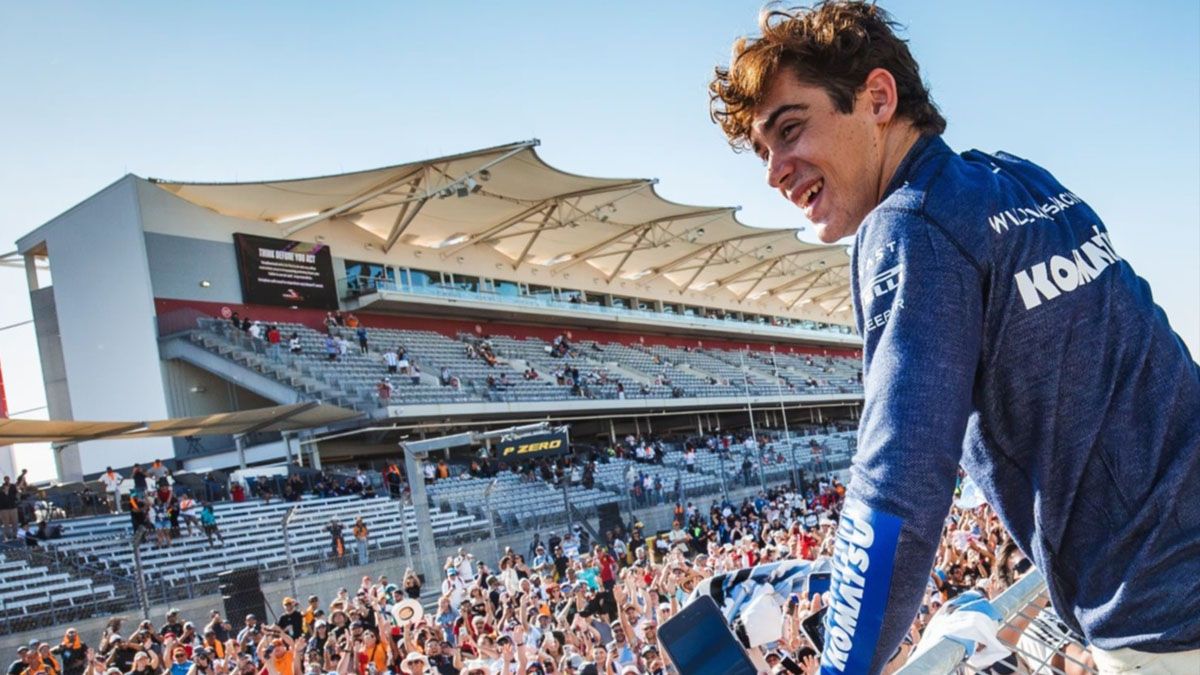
[131,528,151,621]
[399,494,414,576]
[484,479,501,568]
[184,562,195,599]
[282,506,299,601]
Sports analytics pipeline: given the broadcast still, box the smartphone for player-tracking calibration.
[806,572,831,598]
[656,595,756,675]
[801,606,828,653]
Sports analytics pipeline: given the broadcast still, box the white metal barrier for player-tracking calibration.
[898,571,1097,674]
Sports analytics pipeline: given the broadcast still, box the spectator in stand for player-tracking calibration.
[266,325,282,362]
[199,499,225,547]
[377,379,393,406]
[356,326,369,355]
[131,465,148,496]
[288,333,302,356]
[0,476,18,540]
[324,336,338,362]
[409,363,422,386]
[100,467,123,514]
[384,349,399,375]
[326,518,345,559]
[352,517,370,566]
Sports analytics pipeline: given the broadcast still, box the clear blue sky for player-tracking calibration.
[1,1,1197,479]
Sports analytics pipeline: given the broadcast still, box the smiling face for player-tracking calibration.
[750,69,887,243]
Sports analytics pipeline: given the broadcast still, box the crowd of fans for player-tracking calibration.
[7,455,1074,675]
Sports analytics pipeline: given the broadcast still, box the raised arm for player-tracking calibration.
[821,212,982,674]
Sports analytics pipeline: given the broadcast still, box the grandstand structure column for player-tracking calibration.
[562,426,574,534]
[401,446,441,583]
[741,351,767,492]
[308,431,322,470]
[398,493,414,574]
[131,528,151,621]
[695,415,703,437]
[771,353,799,489]
[484,479,501,567]
[717,449,729,502]
[609,419,617,445]
[281,506,299,600]
[234,434,247,471]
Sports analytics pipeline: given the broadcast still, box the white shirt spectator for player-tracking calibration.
[562,536,580,560]
[455,554,476,582]
[100,470,123,494]
[441,573,467,607]
[384,351,399,368]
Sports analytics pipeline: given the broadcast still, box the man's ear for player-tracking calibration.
[862,67,899,123]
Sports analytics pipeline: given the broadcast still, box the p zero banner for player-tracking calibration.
[233,233,338,310]
[497,429,570,459]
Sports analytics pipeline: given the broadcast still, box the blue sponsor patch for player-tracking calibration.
[820,501,904,674]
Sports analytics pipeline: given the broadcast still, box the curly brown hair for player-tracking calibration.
[709,1,946,150]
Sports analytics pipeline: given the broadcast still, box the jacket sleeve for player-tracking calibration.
[820,210,983,674]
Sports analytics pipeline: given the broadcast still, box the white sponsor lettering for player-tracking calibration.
[987,191,1083,234]
[864,298,902,333]
[825,512,877,671]
[867,240,897,267]
[1014,227,1121,309]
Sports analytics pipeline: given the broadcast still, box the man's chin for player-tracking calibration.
[811,222,841,244]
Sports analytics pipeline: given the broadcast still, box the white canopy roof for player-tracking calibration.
[151,140,853,316]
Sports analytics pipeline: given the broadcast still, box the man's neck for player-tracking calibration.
[876,123,924,203]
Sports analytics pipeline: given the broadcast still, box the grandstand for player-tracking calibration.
[4,140,866,645]
[183,318,861,413]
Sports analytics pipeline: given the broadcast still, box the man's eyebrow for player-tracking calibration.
[761,103,809,134]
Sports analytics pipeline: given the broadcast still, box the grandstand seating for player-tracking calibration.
[38,494,488,587]
[0,429,855,633]
[185,319,862,413]
[427,473,621,530]
[0,552,117,623]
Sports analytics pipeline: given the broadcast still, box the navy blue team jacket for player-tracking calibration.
[820,135,1200,674]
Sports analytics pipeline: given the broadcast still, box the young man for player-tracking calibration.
[710,3,1199,673]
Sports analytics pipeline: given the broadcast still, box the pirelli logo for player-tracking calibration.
[498,431,569,458]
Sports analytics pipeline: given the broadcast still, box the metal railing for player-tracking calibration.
[898,571,1096,674]
[338,275,858,341]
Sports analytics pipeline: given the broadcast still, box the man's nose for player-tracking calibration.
[766,150,793,191]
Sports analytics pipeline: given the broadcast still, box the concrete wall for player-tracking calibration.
[17,177,174,480]
[144,232,242,303]
[160,360,274,419]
